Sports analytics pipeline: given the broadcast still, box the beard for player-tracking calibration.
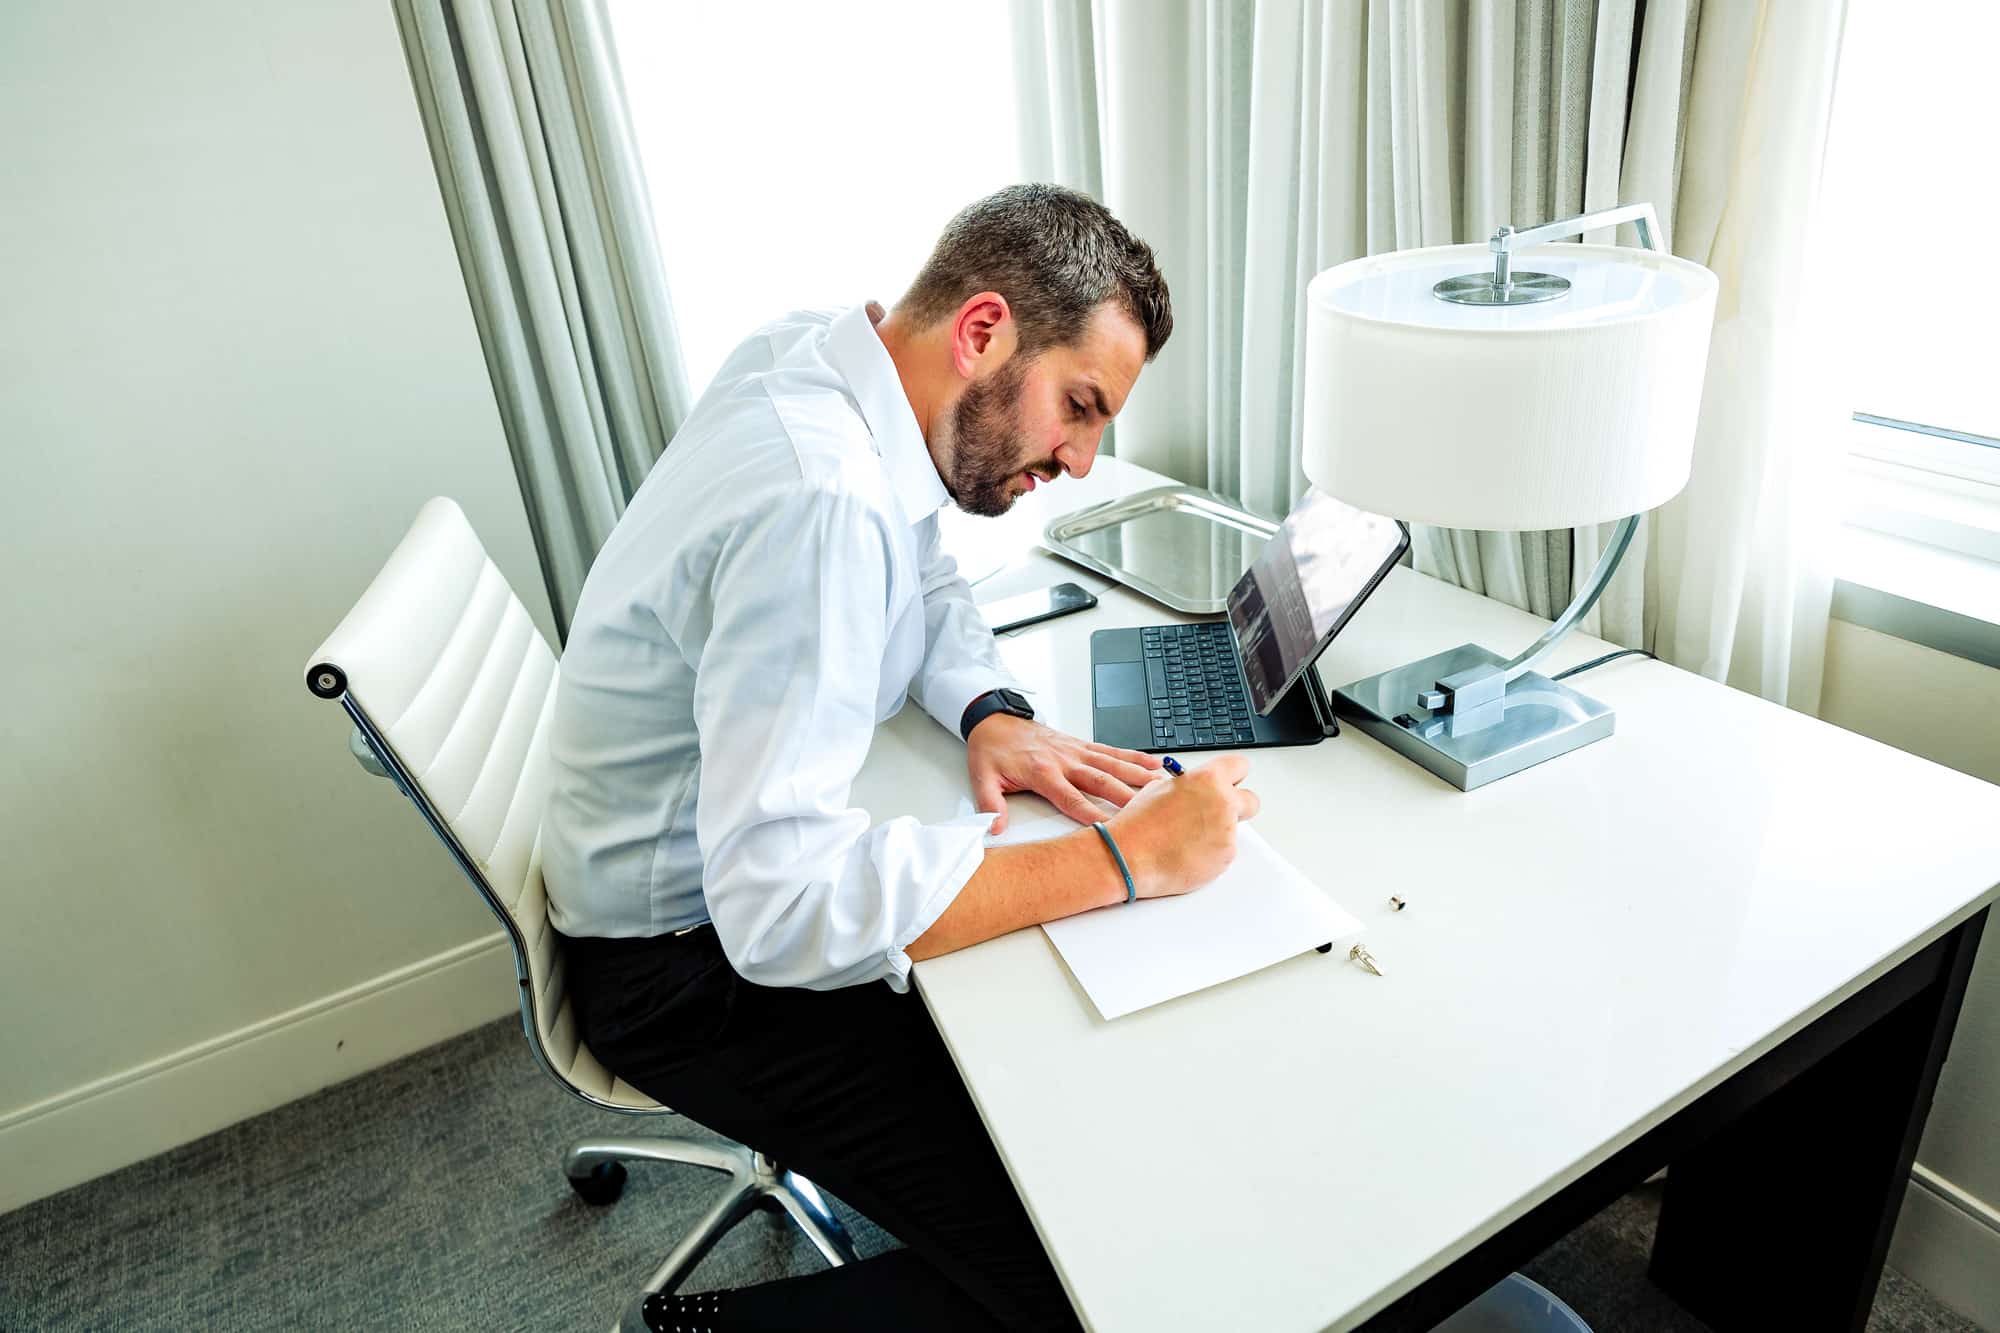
[941,355,1050,518]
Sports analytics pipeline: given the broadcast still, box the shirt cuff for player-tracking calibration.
[882,811,994,992]
[920,663,1031,740]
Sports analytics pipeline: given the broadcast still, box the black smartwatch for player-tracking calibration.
[959,687,1035,741]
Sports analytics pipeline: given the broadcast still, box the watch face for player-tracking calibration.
[999,689,1030,712]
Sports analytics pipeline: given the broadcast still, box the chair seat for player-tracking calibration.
[571,1040,665,1111]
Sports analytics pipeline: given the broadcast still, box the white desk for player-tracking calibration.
[851,459,2000,1332]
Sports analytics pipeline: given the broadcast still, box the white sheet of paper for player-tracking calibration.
[987,811,1364,1020]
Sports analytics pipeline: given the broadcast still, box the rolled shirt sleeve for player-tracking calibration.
[906,512,1027,737]
[689,486,992,991]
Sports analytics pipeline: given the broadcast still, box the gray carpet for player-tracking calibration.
[0,1017,1979,1331]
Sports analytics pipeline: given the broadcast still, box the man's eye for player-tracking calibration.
[1069,398,1087,419]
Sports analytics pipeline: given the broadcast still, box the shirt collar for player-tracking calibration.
[822,303,950,525]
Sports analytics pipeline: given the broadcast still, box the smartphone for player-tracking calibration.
[978,581,1098,634]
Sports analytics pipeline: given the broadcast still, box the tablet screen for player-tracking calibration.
[1226,488,1408,715]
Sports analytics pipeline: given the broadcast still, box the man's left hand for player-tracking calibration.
[966,713,1165,833]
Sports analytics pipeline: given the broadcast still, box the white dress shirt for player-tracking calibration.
[542,304,1021,992]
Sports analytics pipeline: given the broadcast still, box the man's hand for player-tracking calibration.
[967,713,1164,832]
[1104,753,1259,897]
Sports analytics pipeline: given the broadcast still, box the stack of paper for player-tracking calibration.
[988,812,1363,1020]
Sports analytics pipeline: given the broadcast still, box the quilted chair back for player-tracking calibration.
[305,497,658,1112]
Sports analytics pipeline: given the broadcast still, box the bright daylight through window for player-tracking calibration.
[607,2,1023,397]
[1817,1,2000,575]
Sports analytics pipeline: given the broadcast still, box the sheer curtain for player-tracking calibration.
[395,0,692,641]
[1017,0,1845,709]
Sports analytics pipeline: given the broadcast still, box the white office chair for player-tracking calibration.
[304,497,856,1333]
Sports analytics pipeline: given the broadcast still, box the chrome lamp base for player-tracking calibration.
[1334,509,1643,791]
[1333,644,1612,790]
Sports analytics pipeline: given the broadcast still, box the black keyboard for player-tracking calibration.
[1140,623,1258,749]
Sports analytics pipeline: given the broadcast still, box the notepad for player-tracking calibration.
[987,812,1364,1020]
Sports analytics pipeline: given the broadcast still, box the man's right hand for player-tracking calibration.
[909,753,1260,962]
[1105,754,1260,898]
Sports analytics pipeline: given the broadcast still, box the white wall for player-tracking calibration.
[1820,618,2000,1327]
[0,0,555,1208]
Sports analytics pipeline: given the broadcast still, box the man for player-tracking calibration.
[544,184,1260,1331]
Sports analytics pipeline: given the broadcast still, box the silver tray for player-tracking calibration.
[1043,484,1281,613]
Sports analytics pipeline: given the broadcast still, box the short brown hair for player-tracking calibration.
[896,183,1172,362]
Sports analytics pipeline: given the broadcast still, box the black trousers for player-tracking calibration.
[561,926,1083,1332]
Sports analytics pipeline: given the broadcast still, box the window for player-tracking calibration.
[606,2,1024,397]
[1817,1,2000,583]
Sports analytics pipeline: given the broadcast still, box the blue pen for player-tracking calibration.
[1161,755,1184,777]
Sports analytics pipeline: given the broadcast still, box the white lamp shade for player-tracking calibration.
[1301,242,1718,531]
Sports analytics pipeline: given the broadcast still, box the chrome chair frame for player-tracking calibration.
[307,665,856,1332]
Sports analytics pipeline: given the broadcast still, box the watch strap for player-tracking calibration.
[959,688,1033,742]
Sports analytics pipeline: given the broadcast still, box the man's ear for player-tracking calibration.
[950,292,1015,380]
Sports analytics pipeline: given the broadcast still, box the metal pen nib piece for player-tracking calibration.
[1349,943,1384,977]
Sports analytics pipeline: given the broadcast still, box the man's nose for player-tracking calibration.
[1056,432,1101,480]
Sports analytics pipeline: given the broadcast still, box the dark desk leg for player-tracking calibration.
[1649,909,1986,1332]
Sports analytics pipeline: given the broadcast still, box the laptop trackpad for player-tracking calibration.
[1094,662,1148,709]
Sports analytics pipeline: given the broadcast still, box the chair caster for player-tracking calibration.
[569,1160,628,1205]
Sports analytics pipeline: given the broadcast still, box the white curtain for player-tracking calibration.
[395,0,692,641]
[1017,0,1845,710]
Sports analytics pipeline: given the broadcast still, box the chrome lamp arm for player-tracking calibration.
[1413,511,1639,713]
[1438,201,1665,306]
[1487,201,1662,293]
[1496,200,1662,256]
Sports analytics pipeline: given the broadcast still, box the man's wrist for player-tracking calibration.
[1073,828,1131,908]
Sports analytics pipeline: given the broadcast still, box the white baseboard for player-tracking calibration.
[1891,1164,2000,1329]
[0,933,516,1214]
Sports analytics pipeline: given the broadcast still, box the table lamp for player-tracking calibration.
[1301,203,1717,790]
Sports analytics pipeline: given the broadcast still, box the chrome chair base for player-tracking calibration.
[567,1137,857,1333]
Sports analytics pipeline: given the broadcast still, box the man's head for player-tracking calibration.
[882,184,1172,517]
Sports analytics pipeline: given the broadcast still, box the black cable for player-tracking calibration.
[1552,647,1656,681]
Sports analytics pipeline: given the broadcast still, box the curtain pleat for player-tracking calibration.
[394,0,691,642]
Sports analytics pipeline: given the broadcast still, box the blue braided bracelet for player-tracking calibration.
[1091,821,1136,904]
